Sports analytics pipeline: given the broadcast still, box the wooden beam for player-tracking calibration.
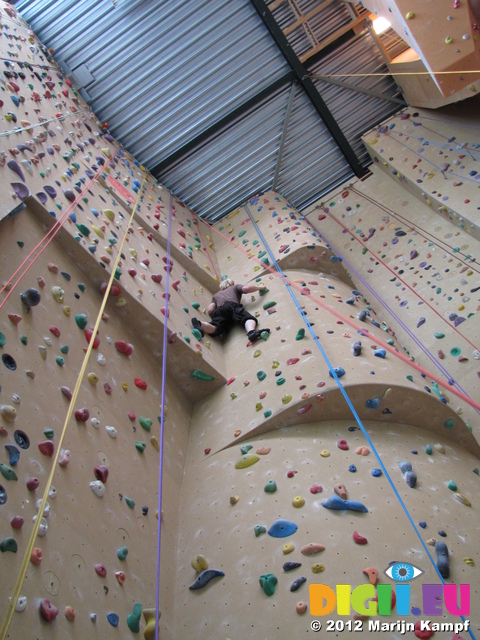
[268,0,287,11]
[299,14,366,63]
[283,0,338,36]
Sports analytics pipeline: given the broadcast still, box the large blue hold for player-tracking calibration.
[322,495,368,512]
[107,612,119,627]
[268,519,298,538]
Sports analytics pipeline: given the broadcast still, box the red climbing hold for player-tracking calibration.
[49,326,60,337]
[26,477,39,491]
[134,378,147,390]
[94,466,109,483]
[151,274,162,283]
[115,340,133,356]
[40,598,59,622]
[172,280,181,291]
[310,484,323,494]
[8,314,22,325]
[414,621,434,638]
[94,563,107,577]
[61,386,73,400]
[227,377,236,386]
[84,329,100,349]
[286,358,299,366]
[337,439,349,451]
[204,448,211,455]
[353,531,368,545]
[74,408,90,422]
[38,441,54,457]
[287,470,297,478]
[127,412,136,421]
[10,516,24,529]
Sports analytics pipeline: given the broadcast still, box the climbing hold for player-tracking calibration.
[31,548,42,565]
[435,541,449,578]
[453,493,471,507]
[0,537,18,552]
[191,555,209,572]
[320,449,330,457]
[310,484,323,494]
[240,444,253,455]
[353,531,368,545]
[356,447,369,456]
[117,546,128,561]
[115,571,126,584]
[290,576,307,592]
[0,463,18,482]
[268,519,298,538]
[190,370,214,381]
[90,480,105,497]
[139,417,152,432]
[329,367,345,378]
[283,562,302,571]
[301,543,325,555]
[283,543,295,554]
[399,460,417,488]
[371,468,382,477]
[352,341,362,356]
[94,564,107,577]
[362,567,378,586]
[10,515,24,529]
[64,606,75,622]
[337,439,349,450]
[229,496,239,505]
[312,563,325,574]
[295,328,305,340]
[447,480,457,491]
[374,349,386,358]
[74,408,90,422]
[107,612,119,627]
[20,287,41,311]
[254,525,267,537]
[264,480,277,493]
[2,355,17,371]
[292,496,305,508]
[334,484,347,500]
[257,370,266,381]
[40,599,59,622]
[259,573,278,596]
[115,340,134,356]
[189,569,225,590]
[321,495,368,512]
[365,397,381,409]
[296,601,308,614]
[235,453,259,469]
[1,405,17,423]
[127,603,142,633]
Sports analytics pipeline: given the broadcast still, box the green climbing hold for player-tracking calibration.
[117,546,128,561]
[263,301,276,310]
[55,356,65,366]
[76,223,90,236]
[183,306,189,313]
[259,573,278,596]
[258,251,266,259]
[191,302,200,309]
[235,453,260,469]
[434,332,445,339]
[444,418,455,429]
[60,345,69,354]
[264,480,277,493]
[259,288,269,296]
[114,267,122,280]
[139,417,152,432]
[0,463,18,481]
[191,329,202,340]
[447,480,457,491]
[261,257,270,266]
[0,332,5,347]
[184,336,191,343]
[75,314,88,330]
[0,537,18,553]
[44,428,54,439]
[260,331,270,341]
[276,378,285,385]
[20,335,27,345]
[78,283,86,292]
[241,444,253,455]
[254,525,267,537]
[362,248,367,254]
[450,347,461,356]
[387,338,394,345]
[264,410,272,418]
[191,370,215,381]
[135,442,146,453]
[426,444,433,455]
[125,497,135,509]
[257,371,266,381]
[406,375,414,382]
[127,603,142,633]
[238,230,246,237]
[295,328,305,340]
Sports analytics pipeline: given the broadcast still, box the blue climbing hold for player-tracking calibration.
[374,349,386,358]
[348,464,357,473]
[329,367,345,379]
[371,468,382,477]
[189,569,225,590]
[419,522,426,529]
[321,495,368,512]
[365,397,381,408]
[107,612,119,627]
[268,519,298,538]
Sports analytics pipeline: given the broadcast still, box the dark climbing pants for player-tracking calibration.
[210,301,257,337]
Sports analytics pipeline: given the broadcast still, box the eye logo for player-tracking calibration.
[384,562,424,582]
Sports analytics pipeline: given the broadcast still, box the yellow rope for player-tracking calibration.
[0,171,147,640]
[311,70,480,77]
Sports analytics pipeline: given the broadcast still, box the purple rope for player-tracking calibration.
[307,215,480,417]
[155,192,174,640]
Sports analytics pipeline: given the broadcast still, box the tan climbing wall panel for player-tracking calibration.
[176,420,480,639]
[347,0,480,96]
[362,105,480,242]
[0,206,191,637]
[304,163,480,442]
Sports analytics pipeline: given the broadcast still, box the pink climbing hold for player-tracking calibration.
[334,483,347,500]
[353,531,368,545]
[310,484,323,494]
[337,439,349,451]
[31,547,42,565]
[94,563,107,577]
[40,598,59,622]
[297,404,312,415]
[38,441,54,457]
[134,378,147,390]
[227,377,236,386]
[8,314,22,325]
[103,382,112,395]
[115,340,134,356]
[301,543,325,555]
[60,386,73,400]
[74,408,90,422]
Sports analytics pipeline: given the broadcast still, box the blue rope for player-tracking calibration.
[245,203,476,637]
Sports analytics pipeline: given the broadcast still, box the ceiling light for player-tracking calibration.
[372,16,391,34]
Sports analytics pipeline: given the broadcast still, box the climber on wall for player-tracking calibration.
[192,278,270,343]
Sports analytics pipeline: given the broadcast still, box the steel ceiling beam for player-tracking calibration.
[250,0,368,178]
[150,72,293,177]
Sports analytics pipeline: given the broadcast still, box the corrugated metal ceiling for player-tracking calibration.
[16,0,405,220]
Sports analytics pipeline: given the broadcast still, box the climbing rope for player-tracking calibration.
[0,171,147,640]
[0,148,121,308]
[244,202,476,640]
[154,191,174,640]
[195,215,220,281]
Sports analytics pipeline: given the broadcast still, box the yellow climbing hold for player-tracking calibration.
[191,554,209,573]
[312,563,325,574]
[283,543,295,554]
[230,496,240,505]
[253,350,261,358]
[292,496,305,508]
[282,394,292,405]
[235,453,260,469]
[272,360,279,369]
[434,443,446,454]
[104,209,115,222]
[87,372,99,385]
[115,298,127,307]
[464,557,474,566]
[122,383,128,391]
[453,493,471,507]
[320,450,330,457]
[92,225,105,239]
[150,436,160,451]
[63,305,71,317]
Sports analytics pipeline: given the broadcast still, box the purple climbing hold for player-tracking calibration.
[63,189,76,202]
[417,317,425,328]
[410,250,418,259]
[36,192,48,204]
[11,183,29,199]
[44,185,57,199]
[391,237,398,244]
[7,160,25,182]
[454,317,465,327]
